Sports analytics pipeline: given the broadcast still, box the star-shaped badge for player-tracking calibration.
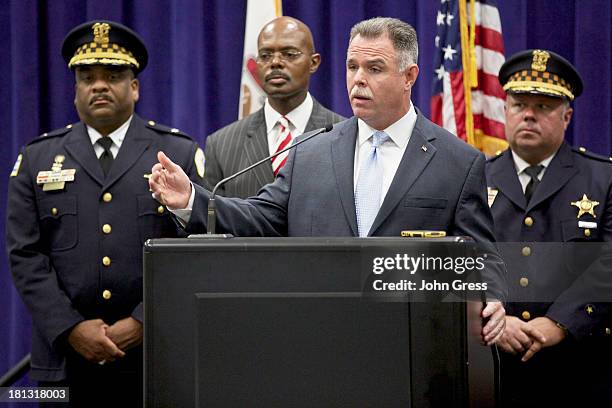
[570,194,599,218]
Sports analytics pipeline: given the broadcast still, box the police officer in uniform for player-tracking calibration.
[6,20,204,406]
[486,49,612,406]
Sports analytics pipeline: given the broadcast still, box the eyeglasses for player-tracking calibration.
[256,49,304,64]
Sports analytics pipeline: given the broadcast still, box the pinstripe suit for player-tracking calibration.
[204,98,344,198]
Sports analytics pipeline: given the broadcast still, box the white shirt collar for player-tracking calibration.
[511,149,556,175]
[87,115,133,150]
[357,103,417,148]
[264,92,314,134]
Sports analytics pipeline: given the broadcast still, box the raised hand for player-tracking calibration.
[149,151,192,209]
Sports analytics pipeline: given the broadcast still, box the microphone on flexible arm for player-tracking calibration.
[202,124,334,238]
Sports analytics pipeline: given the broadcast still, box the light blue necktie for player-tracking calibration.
[355,131,389,237]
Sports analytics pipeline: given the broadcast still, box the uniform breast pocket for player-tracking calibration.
[561,219,597,241]
[137,194,178,243]
[37,195,78,251]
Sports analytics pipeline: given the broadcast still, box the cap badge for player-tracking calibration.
[92,22,110,45]
[531,50,550,72]
[571,194,599,218]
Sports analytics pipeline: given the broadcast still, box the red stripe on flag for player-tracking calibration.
[431,93,443,126]
[450,71,466,141]
[474,26,504,54]
[478,71,506,99]
[473,114,505,139]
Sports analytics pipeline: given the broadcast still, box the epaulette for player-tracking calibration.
[27,124,75,146]
[572,146,612,164]
[486,149,507,162]
[145,120,191,139]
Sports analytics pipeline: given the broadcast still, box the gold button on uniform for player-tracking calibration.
[157,206,165,214]
[103,192,113,202]
[584,229,591,237]
[51,207,58,216]
[102,224,112,234]
[102,290,112,300]
[519,277,529,287]
[524,217,533,227]
[521,311,531,321]
[522,246,531,256]
[102,256,111,266]
[606,328,611,336]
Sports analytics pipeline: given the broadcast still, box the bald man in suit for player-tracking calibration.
[203,16,343,198]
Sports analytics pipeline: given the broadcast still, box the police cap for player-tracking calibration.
[61,20,148,74]
[498,49,583,100]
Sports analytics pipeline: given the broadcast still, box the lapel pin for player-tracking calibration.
[421,145,428,152]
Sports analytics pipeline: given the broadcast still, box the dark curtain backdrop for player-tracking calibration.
[1,0,610,389]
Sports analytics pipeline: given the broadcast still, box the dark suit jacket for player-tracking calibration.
[203,97,344,198]
[486,143,612,406]
[187,112,506,299]
[6,114,204,381]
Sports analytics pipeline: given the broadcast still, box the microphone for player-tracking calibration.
[206,124,334,236]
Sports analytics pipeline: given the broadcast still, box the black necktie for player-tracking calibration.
[523,165,544,203]
[97,137,114,176]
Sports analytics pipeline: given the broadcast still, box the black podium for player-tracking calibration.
[144,238,498,407]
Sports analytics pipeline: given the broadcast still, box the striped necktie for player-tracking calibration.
[271,116,293,177]
[355,131,390,237]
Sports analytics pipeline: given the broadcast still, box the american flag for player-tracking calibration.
[431,0,507,155]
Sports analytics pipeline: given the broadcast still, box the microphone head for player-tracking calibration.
[324,124,334,132]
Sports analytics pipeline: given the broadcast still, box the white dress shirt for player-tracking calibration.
[87,115,133,158]
[264,92,314,155]
[354,104,417,201]
[511,150,555,193]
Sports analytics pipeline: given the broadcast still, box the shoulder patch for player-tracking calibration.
[572,146,612,164]
[27,125,73,146]
[10,154,23,177]
[145,120,191,139]
[194,147,205,178]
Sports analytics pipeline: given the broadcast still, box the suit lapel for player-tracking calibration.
[64,123,105,185]
[103,115,152,190]
[331,117,359,236]
[304,99,326,132]
[370,114,436,235]
[489,150,527,210]
[243,110,274,187]
[527,142,577,211]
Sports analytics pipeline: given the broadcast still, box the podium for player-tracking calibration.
[144,238,498,407]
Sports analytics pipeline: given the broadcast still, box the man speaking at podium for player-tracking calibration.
[150,17,506,343]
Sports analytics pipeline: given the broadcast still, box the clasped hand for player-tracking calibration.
[497,316,566,362]
[68,317,143,363]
